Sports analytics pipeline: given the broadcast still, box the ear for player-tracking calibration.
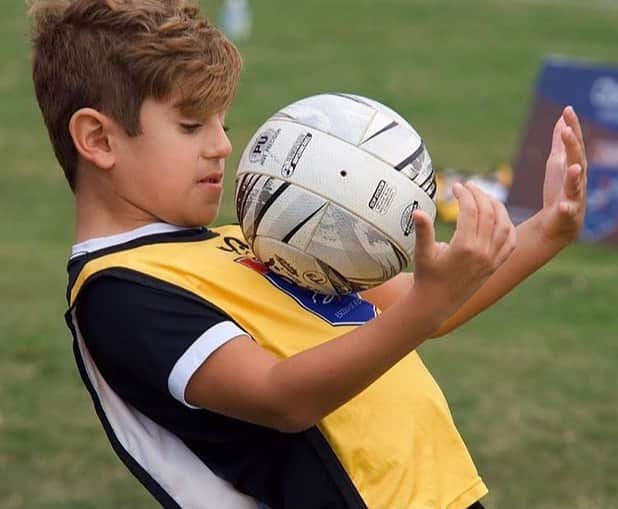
[69,108,117,170]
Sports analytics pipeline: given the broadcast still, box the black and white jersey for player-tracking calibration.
[66,223,487,509]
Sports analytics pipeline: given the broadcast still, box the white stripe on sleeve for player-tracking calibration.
[168,321,248,408]
[72,311,258,509]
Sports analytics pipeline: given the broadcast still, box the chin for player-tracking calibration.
[186,218,216,228]
[162,213,216,228]
[165,204,220,228]
[189,211,219,228]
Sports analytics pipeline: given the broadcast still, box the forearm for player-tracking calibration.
[431,211,567,337]
[267,289,438,431]
[189,190,518,432]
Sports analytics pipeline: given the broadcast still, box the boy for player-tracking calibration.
[29,1,587,508]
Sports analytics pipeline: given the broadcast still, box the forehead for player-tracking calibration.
[171,75,235,119]
[139,96,178,117]
[139,95,227,122]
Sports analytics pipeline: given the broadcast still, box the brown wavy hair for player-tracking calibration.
[29,0,242,191]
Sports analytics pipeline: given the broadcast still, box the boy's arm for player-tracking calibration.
[186,184,516,432]
[363,106,588,337]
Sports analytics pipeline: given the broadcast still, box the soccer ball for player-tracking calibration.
[234,93,437,295]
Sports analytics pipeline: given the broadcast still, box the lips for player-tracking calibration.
[198,173,223,184]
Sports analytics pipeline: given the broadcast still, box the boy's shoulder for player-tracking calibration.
[66,223,222,302]
[70,223,204,258]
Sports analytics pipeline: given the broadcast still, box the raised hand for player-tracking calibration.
[411,182,516,326]
[540,106,588,243]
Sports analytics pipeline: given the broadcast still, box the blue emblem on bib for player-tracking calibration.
[234,255,377,326]
[264,272,378,326]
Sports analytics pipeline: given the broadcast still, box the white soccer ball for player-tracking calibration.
[234,93,437,295]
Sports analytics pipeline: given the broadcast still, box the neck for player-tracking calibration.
[74,177,156,243]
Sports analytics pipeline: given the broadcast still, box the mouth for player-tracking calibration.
[198,173,223,185]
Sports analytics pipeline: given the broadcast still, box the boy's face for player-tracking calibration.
[111,96,231,227]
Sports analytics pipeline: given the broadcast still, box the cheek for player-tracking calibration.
[143,144,195,179]
[158,138,198,170]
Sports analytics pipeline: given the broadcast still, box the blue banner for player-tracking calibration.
[538,58,618,130]
[508,57,618,242]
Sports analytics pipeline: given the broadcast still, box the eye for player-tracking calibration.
[180,122,202,133]
[223,125,230,133]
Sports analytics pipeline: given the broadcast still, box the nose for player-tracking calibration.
[202,121,232,160]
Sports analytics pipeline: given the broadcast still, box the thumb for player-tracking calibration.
[412,209,436,263]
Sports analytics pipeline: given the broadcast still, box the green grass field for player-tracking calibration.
[1,0,617,507]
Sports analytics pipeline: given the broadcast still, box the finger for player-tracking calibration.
[559,200,580,221]
[561,126,586,169]
[490,199,513,253]
[465,181,495,243]
[451,182,479,243]
[564,163,584,200]
[561,107,586,168]
[494,222,517,268]
[563,106,585,148]
[412,209,436,264]
[550,114,568,154]
[555,201,581,238]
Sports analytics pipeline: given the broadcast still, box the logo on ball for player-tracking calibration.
[282,133,312,177]
[368,179,396,215]
[401,201,419,236]
[303,271,328,286]
[266,254,299,279]
[249,128,280,165]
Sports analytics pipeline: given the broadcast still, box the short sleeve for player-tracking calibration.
[75,275,248,409]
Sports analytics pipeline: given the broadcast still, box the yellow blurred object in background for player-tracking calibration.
[436,165,513,223]
[436,171,462,223]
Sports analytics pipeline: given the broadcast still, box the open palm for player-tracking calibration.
[540,106,588,242]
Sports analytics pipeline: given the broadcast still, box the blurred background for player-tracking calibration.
[1,0,617,507]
